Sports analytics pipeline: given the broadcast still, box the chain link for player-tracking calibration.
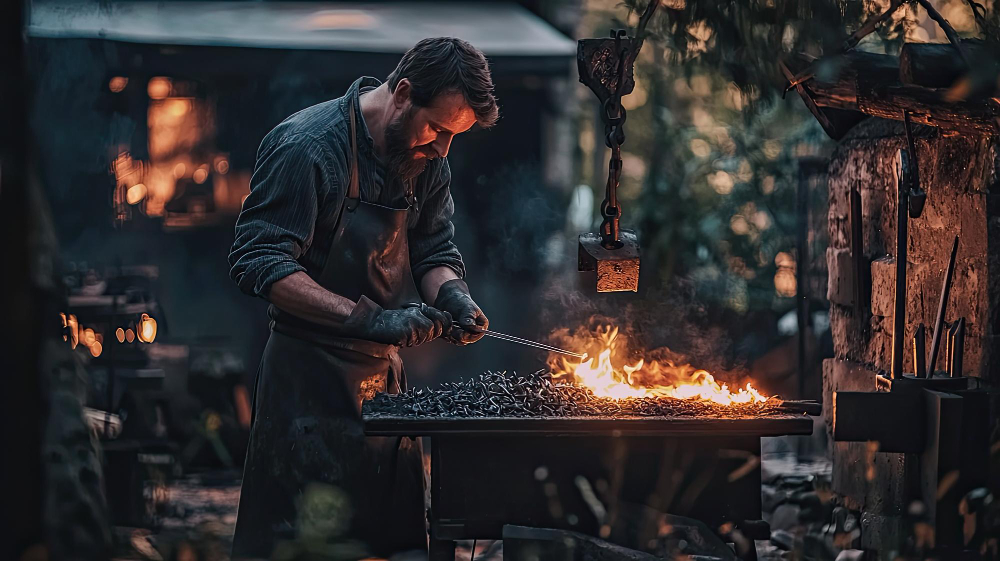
[599,36,630,249]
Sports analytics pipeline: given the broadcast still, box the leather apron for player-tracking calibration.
[232,101,426,559]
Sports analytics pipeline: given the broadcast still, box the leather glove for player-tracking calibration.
[345,296,452,347]
[434,279,488,345]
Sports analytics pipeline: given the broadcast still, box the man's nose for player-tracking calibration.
[431,133,454,159]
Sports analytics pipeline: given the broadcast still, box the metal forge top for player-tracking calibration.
[364,385,813,561]
[365,413,812,438]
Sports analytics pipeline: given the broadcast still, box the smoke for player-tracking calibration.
[538,275,745,381]
[475,162,563,280]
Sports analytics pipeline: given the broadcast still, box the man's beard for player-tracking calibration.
[384,107,431,182]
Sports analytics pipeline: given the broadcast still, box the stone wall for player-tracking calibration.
[821,119,998,557]
[825,119,999,380]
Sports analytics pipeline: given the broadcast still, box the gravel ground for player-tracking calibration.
[115,432,837,560]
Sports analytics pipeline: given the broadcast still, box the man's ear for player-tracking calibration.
[392,78,412,109]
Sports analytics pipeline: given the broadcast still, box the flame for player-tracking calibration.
[549,325,769,406]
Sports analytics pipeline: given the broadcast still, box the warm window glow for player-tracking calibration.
[126,183,147,205]
[147,77,172,100]
[109,76,128,93]
[193,167,209,184]
[137,314,157,343]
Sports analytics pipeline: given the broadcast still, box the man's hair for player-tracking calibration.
[387,37,499,128]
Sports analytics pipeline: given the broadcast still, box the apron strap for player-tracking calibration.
[347,100,360,203]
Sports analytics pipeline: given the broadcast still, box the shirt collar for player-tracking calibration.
[343,76,382,155]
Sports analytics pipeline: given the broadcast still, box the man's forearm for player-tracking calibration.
[420,266,461,304]
[269,271,356,327]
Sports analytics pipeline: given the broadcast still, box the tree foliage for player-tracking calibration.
[576,0,996,319]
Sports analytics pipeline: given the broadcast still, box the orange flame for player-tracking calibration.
[549,325,769,406]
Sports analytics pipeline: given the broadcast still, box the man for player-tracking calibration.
[228,37,497,558]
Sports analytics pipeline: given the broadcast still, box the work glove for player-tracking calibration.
[345,296,452,347]
[434,279,488,345]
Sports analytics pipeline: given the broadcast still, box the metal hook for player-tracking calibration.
[902,111,926,218]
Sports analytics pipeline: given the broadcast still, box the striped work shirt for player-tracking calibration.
[229,76,466,300]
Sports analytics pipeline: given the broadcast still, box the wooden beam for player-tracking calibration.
[784,52,999,136]
[899,40,987,88]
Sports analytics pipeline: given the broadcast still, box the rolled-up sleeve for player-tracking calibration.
[229,134,332,298]
[409,160,466,282]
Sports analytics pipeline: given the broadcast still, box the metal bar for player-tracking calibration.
[796,162,810,397]
[850,188,867,312]
[460,323,587,359]
[364,415,815,437]
[946,322,957,376]
[775,399,822,416]
[914,323,927,378]
[950,318,965,377]
[928,236,960,374]
[891,149,911,379]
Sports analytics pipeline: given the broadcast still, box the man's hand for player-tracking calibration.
[346,297,452,347]
[434,279,488,345]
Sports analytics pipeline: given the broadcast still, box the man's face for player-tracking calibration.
[384,80,477,181]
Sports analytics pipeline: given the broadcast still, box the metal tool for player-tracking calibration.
[928,235,960,375]
[913,323,927,378]
[950,317,965,377]
[452,322,587,359]
[890,148,913,379]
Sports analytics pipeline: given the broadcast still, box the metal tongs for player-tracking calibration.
[452,322,587,359]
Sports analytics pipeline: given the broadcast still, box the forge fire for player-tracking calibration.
[366,324,793,420]
[547,325,770,405]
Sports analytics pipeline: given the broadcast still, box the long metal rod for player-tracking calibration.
[891,149,910,379]
[796,162,809,397]
[927,235,960,375]
[456,323,587,359]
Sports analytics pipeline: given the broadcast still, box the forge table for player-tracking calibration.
[364,415,813,561]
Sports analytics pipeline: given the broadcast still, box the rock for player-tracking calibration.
[804,532,838,561]
[835,550,864,561]
[502,525,662,561]
[770,505,801,532]
[762,485,787,514]
[770,529,796,551]
[654,514,739,560]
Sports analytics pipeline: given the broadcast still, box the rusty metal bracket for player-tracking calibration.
[577,32,640,112]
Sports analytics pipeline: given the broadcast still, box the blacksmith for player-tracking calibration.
[228,38,497,558]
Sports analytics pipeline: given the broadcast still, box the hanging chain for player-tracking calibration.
[600,30,630,249]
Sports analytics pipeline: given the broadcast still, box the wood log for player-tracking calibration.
[783,52,1000,137]
[899,39,986,88]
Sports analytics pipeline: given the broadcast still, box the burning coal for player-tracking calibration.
[548,325,769,406]
[364,371,785,420]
